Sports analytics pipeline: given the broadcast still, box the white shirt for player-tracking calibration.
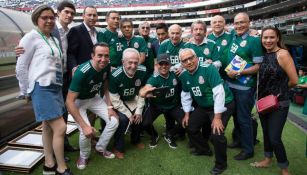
[16,30,63,95]
[56,20,69,73]
[83,22,97,45]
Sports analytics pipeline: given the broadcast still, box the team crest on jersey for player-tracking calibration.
[135,79,141,86]
[103,72,107,80]
[173,79,177,86]
[89,80,94,84]
[204,48,210,55]
[147,43,151,48]
[240,40,247,47]
[222,39,227,46]
[166,50,170,53]
[119,84,123,87]
[134,42,139,48]
[199,76,205,84]
[186,81,190,85]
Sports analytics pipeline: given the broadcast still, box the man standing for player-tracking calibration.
[67,6,98,75]
[179,48,234,175]
[66,43,118,170]
[152,23,169,58]
[138,21,157,74]
[109,48,147,159]
[184,20,221,69]
[97,10,123,68]
[119,19,147,65]
[158,24,185,72]
[225,12,263,160]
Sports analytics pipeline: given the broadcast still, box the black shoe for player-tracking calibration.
[227,141,241,149]
[64,156,70,162]
[190,149,213,156]
[234,151,254,160]
[64,145,79,152]
[43,164,57,175]
[149,135,159,149]
[55,168,73,175]
[164,135,177,149]
[210,166,227,175]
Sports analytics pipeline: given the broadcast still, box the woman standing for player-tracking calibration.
[16,5,72,175]
[250,26,297,175]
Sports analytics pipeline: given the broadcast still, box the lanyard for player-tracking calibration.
[37,30,62,58]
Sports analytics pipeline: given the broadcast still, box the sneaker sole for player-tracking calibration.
[104,155,115,159]
[149,144,158,149]
[76,165,86,170]
[164,136,171,144]
[43,171,55,175]
[168,144,177,149]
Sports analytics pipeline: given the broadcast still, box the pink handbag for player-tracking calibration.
[256,95,279,114]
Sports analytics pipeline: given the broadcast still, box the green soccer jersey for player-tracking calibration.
[109,65,147,101]
[207,31,233,78]
[146,71,181,109]
[179,62,233,108]
[158,39,186,66]
[298,76,307,85]
[143,36,157,73]
[119,35,147,57]
[69,60,110,99]
[184,38,219,63]
[97,28,123,67]
[226,32,264,87]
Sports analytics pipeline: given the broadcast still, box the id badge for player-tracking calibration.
[55,62,63,85]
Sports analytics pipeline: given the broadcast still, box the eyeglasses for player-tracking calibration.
[39,16,55,21]
[181,55,195,64]
[141,26,150,30]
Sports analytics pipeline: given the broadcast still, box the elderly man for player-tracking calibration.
[66,43,119,170]
[139,53,184,149]
[184,20,221,69]
[158,24,185,72]
[179,48,234,175]
[109,48,148,159]
[225,12,263,160]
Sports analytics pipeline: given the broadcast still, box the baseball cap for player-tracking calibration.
[157,53,171,64]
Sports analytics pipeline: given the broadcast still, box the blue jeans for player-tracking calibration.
[114,112,142,152]
[230,87,255,154]
[259,105,289,169]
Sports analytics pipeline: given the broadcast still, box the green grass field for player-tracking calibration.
[3,114,307,175]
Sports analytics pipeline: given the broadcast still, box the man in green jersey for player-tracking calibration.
[138,21,157,74]
[184,20,221,69]
[207,15,233,78]
[225,12,264,160]
[179,48,234,175]
[158,24,185,74]
[109,48,148,159]
[66,43,119,170]
[139,54,184,149]
[119,19,147,65]
[97,10,123,68]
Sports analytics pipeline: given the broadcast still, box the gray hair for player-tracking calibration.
[122,48,140,61]
[191,20,206,30]
[179,48,197,60]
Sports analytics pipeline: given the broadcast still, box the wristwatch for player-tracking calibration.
[235,71,241,78]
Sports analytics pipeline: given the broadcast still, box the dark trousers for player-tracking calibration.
[230,87,255,154]
[114,112,142,152]
[142,104,185,138]
[187,101,235,169]
[259,104,289,168]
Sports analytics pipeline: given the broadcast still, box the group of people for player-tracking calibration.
[15,1,297,175]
